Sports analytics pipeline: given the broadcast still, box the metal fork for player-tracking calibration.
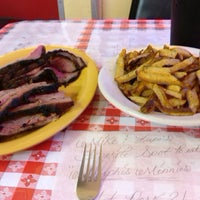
[76,143,102,200]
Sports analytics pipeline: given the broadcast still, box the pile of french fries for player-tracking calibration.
[115,45,200,116]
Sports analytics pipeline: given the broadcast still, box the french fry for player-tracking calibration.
[128,53,150,65]
[116,59,152,83]
[140,96,156,113]
[186,89,199,113]
[141,89,153,97]
[164,88,182,99]
[134,81,146,95]
[115,48,126,79]
[172,47,192,59]
[169,98,186,107]
[115,69,137,83]
[167,85,181,92]
[152,84,172,109]
[114,45,200,116]
[143,44,158,54]
[196,69,200,82]
[137,66,181,86]
[118,83,135,96]
[182,72,196,88]
[174,71,187,79]
[155,103,194,116]
[169,56,195,73]
[128,95,148,106]
[150,58,180,68]
[159,48,177,58]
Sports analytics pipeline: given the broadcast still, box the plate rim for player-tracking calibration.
[98,45,200,127]
[0,45,98,155]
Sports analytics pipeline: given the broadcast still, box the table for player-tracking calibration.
[0,19,200,200]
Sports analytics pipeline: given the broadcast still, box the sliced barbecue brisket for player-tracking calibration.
[5,92,73,120]
[0,46,86,90]
[0,82,60,121]
[43,49,87,85]
[0,92,74,136]
[46,49,86,72]
[0,45,87,137]
[0,113,59,136]
[0,46,47,90]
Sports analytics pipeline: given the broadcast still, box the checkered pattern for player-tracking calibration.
[0,19,200,200]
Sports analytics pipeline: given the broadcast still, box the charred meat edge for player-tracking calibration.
[0,46,87,90]
[0,82,59,119]
[2,92,74,122]
[0,113,59,136]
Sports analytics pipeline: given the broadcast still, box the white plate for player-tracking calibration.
[98,45,200,127]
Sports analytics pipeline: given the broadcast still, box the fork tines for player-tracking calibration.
[78,143,102,182]
[76,143,102,199]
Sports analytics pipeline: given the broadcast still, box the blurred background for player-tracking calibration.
[0,0,132,21]
[0,0,170,28]
[65,0,132,19]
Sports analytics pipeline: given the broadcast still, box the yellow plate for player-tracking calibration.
[0,45,98,155]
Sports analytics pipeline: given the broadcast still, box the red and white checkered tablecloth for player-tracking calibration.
[0,19,200,200]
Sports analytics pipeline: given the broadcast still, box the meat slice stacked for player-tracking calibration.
[0,45,86,137]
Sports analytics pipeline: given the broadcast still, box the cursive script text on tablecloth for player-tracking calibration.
[51,130,200,200]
